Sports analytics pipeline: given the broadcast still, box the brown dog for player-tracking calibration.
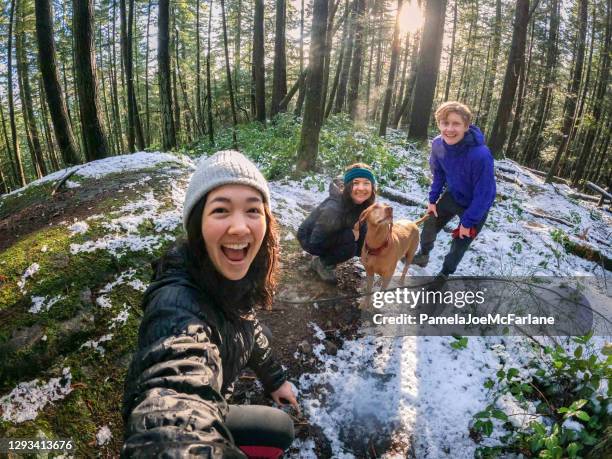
[354,203,429,306]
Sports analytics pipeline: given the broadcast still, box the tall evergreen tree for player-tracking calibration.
[34,0,80,166]
[73,0,108,160]
[253,0,266,123]
[271,0,288,117]
[158,0,176,150]
[408,0,447,140]
[488,0,530,157]
[297,0,329,171]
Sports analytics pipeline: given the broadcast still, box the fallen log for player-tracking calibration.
[586,182,612,206]
[522,166,570,185]
[379,187,423,207]
[523,208,573,226]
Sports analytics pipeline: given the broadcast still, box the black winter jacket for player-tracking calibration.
[121,246,286,458]
[297,180,366,251]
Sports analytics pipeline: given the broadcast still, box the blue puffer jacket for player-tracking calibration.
[428,125,496,228]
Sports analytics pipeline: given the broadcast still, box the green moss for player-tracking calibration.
[0,182,55,221]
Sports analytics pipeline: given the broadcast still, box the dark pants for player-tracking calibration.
[226,324,294,453]
[226,404,294,452]
[420,192,488,275]
[298,225,366,266]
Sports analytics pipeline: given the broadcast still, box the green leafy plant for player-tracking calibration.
[472,332,610,458]
[450,334,468,350]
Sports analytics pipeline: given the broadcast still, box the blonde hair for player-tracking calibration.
[435,101,473,126]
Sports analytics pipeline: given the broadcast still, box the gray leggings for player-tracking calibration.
[420,192,488,275]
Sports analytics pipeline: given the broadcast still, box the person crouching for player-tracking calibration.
[297,163,376,283]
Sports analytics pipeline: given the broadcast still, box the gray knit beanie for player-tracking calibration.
[183,150,270,230]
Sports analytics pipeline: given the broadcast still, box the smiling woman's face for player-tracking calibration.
[350,178,373,204]
[201,184,266,280]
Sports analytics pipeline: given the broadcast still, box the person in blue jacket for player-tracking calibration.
[412,102,496,281]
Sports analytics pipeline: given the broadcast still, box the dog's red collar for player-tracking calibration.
[364,224,392,256]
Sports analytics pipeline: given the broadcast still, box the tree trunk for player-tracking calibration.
[347,0,366,119]
[158,0,176,149]
[296,0,305,114]
[144,0,152,144]
[171,8,181,142]
[234,0,242,93]
[196,0,203,134]
[443,0,458,102]
[393,30,419,128]
[379,0,403,136]
[407,0,447,140]
[488,0,529,157]
[220,0,239,145]
[296,0,329,172]
[522,0,559,167]
[546,0,587,183]
[73,0,108,160]
[321,0,342,116]
[207,0,215,144]
[120,0,145,152]
[39,79,60,170]
[478,0,501,130]
[7,0,26,186]
[17,1,46,178]
[0,93,18,185]
[253,0,266,123]
[334,0,355,113]
[326,0,349,117]
[271,0,288,117]
[110,0,124,153]
[572,0,610,186]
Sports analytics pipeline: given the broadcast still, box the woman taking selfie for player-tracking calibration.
[122,151,296,458]
[297,163,376,283]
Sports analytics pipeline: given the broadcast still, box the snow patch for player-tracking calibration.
[17,263,40,294]
[0,368,73,423]
[80,334,113,355]
[96,425,112,446]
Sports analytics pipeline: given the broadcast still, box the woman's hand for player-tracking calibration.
[427,203,438,217]
[270,381,300,414]
[353,228,360,241]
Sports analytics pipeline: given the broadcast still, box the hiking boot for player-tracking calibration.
[310,257,337,284]
[411,252,430,267]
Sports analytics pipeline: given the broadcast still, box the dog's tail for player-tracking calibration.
[414,213,431,226]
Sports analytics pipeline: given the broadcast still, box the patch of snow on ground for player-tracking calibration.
[80,334,113,355]
[29,294,65,314]
[1,152,194,199]
[96,425,112,446]
[68,221,89,235]
[69,180,183,257]
[0,368,73,423]
[17,263,40,294]
[109,304,131,329]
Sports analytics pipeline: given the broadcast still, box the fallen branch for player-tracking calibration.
[51,168,80,196]
[279,69,308,111]
[523,208,573,226]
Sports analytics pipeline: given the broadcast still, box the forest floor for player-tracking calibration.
[0,133,610,458]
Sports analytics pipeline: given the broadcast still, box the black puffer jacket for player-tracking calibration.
[121,246,286,458]
[297,179,366,251]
